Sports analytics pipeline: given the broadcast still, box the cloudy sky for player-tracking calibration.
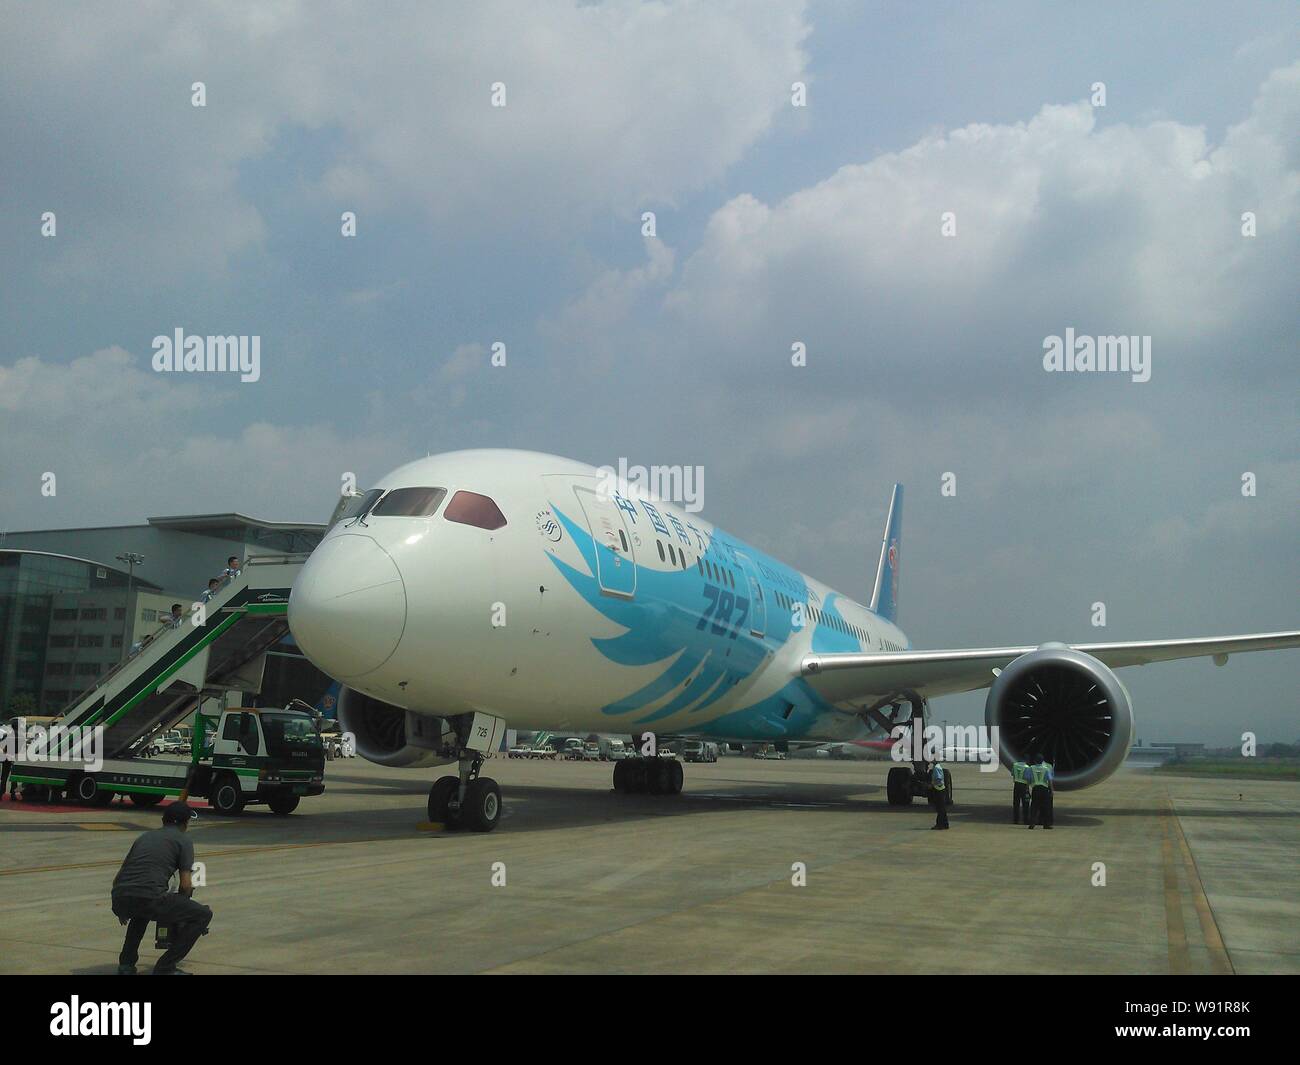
[1,1,1295,743]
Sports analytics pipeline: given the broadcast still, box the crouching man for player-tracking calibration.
[111,801,212,975]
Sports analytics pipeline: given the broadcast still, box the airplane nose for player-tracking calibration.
[289,534,407,678]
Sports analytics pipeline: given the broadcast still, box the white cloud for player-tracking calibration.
[540,237,675,370]
[661,62,1299,374]
[0,1,810,283]
[0,347,402,527]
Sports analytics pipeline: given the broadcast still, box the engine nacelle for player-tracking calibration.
[336,686,456,769]
[984,644,1133,791]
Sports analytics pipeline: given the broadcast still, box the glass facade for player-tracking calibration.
[0,552,161,715]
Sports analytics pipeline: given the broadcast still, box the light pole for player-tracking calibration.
[116,552,144,662]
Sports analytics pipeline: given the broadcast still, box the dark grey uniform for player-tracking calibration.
[0,723,13,798]
[111,825,212,973]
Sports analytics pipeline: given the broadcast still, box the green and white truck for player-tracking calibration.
[10,705,325,814]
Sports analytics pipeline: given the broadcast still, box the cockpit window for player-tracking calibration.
[372,486,448,517]
[443,490,507,530]
[328,488,384,528]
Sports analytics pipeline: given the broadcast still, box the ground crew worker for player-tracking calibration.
[111,802,213,974]
[1027,757,1054,829]
[0,718,15,800]
[929,761,949,830]
[1011,759,1030,824]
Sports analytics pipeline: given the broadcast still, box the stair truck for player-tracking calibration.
[8,554,325,815]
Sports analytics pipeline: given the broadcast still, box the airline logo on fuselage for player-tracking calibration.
[535,510,563,542]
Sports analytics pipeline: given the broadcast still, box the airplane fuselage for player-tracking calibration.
[289,449,908,743]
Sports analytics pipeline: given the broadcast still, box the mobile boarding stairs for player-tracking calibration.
[48,554,306,759]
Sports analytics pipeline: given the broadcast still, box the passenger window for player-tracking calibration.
[668,544,677,566]
[444,491,507,530]
[618,530,629,553]
[657,541,665,562]
[697,559,703,575]
[372,486,448,517]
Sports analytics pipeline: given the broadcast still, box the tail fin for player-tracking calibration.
[869,484,903,623]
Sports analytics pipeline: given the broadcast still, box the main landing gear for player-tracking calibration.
[426,713,506,832]
[885,764,952,806]
[612,756,684,795]
[878,696,954,808]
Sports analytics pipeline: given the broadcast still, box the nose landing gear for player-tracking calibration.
[426,713,507,832]
[428,753,503,832]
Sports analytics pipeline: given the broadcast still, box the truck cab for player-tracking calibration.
[200,707,326,815]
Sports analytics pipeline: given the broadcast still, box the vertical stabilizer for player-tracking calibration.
[869,484,903,623]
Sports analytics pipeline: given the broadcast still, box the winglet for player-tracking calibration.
[869,484,903,623]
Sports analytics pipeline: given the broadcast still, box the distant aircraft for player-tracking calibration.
[288,449,1298,830]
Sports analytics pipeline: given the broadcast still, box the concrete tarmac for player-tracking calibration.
[1,757,1296,974]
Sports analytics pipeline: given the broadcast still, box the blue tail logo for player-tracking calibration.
[870,484,903,623]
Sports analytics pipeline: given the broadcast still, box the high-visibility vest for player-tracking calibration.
[1012,761,1028,784]
[1031,762,1052,788]
[931,764,946,790]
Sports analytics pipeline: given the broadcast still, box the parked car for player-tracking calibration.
[527,745,558,760]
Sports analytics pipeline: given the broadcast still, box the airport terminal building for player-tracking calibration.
[0,514,330,716]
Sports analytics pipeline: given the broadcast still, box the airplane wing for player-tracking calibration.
[801,630,1300,706]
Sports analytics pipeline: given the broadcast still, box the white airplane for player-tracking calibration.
[287,449,1298,831]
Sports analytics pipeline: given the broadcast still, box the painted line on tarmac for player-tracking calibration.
[1161,814,1192,974]
[0,832,436,878]
[1166,793,1234,975]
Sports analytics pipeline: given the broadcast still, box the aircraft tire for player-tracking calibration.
[461,778,502,832]
[668,758,684,795]
[944,769,954,806]
[427,776,459,823]
[626,759,649,794]
[886,766,913,806]
[612,759,629,792]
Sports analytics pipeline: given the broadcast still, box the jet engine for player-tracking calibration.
[984,644,1133,790]
[336,686,456,768]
